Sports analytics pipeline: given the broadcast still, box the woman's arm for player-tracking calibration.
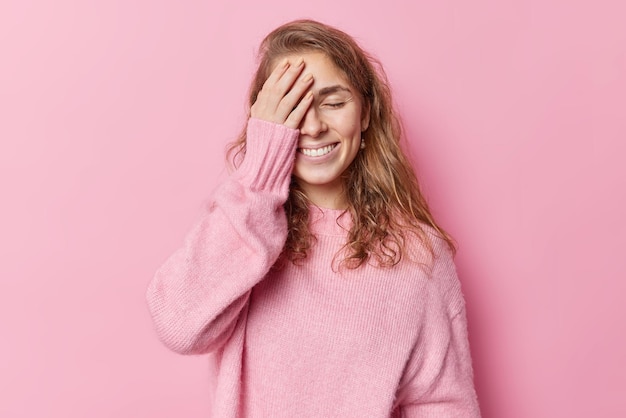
[146,58,314,355]
[399,309,481,417]
[146,118,298,355]
[395,240,481,417]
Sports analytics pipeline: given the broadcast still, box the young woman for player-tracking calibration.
[147,19,481,417]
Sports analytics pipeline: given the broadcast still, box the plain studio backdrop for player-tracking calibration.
[1,1,624,417]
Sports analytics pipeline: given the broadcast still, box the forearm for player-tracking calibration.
[146,119,299,354]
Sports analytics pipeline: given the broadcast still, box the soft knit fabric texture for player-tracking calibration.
[146,118,481,417]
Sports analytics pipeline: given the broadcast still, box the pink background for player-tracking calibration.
[1,0,625,417]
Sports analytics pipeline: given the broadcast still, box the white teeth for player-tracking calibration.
[300,144,336,157]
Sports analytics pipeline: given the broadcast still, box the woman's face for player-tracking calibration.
[283,52,369,209]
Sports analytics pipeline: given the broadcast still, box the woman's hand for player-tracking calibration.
[251,57,314,130]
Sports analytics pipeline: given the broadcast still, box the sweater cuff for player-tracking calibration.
[236,118,299,194]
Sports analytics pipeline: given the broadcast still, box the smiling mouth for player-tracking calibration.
[298,143,338,157]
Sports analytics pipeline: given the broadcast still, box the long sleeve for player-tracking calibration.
[394,241,481,417]
[146,118,299,355]
[398,309,481,417]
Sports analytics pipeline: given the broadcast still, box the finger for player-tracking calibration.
[271,57,305,97]
[262,57,290,89]
[284,90,314,129]
[262,57,304,101]
[275,72,314,120]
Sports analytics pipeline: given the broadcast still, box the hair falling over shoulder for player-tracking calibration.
[227,19,455,268]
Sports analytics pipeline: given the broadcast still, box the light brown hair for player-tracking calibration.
[228,19,455,268]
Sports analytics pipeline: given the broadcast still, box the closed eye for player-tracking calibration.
[324,102,345,109]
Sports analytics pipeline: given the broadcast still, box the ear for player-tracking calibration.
[361,102,371,132]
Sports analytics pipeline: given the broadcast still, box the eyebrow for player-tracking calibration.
[316,85,352,97]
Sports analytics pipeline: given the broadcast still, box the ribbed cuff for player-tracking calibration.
[236,118,299,195]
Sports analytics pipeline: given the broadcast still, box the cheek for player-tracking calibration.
[326,110,362,137]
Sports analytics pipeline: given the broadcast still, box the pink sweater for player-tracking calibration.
[146,118,481,417]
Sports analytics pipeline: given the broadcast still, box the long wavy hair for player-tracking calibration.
[227,19,455,268]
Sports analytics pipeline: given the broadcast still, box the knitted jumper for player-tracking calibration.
[146,118,481,417]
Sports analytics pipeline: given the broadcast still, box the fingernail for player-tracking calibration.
[302,73,313,83]
[305,91,313,99]
[296,57,304,66]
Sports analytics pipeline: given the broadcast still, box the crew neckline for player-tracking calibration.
[307,205,353,236]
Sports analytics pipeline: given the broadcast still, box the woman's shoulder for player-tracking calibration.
[400,222,454,267]
[402,223,464,316]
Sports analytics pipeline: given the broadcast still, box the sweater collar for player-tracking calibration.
[307,205,353,236]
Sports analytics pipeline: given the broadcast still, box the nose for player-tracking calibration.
[299,106,326,138]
